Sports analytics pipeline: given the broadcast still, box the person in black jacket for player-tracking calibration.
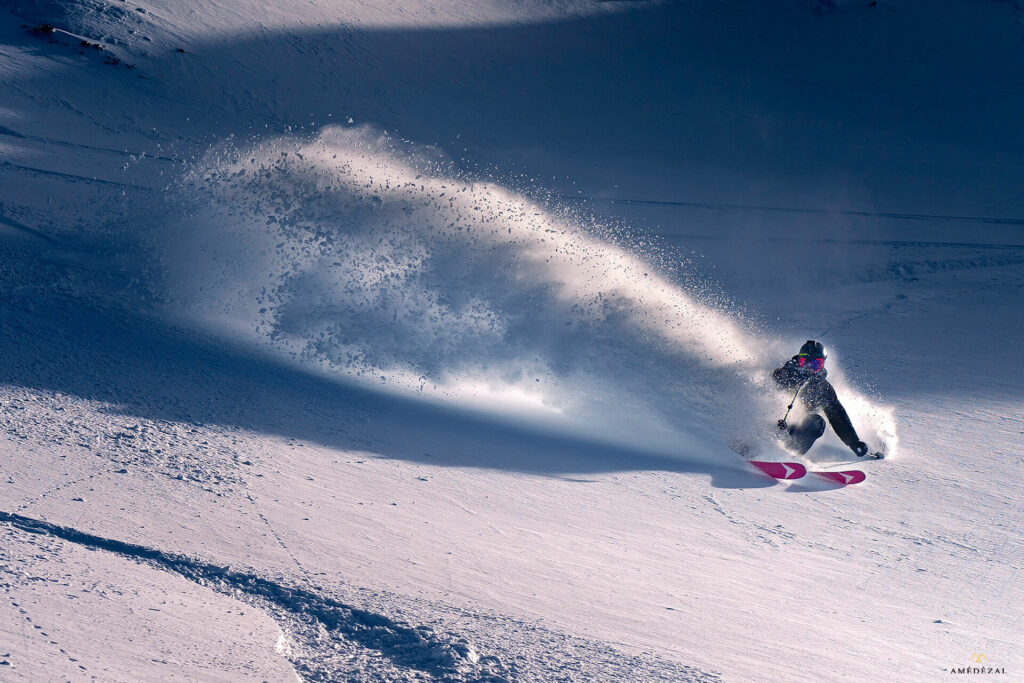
[773,340,869,457]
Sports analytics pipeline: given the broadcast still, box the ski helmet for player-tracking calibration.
[798,340,826,360]
[797,340,826,371]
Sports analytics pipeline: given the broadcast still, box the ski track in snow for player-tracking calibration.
[0,511,718,682]
[1,509,493,681]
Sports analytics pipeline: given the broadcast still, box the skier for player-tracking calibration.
[773,340,870,457]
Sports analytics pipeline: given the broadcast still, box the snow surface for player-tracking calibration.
[1,0,1022,680]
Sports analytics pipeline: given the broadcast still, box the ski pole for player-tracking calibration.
[777,381,807,431]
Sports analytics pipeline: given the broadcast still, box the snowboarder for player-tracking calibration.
[773,340,870,457]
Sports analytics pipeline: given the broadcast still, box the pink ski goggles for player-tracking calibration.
[799,356,825,371]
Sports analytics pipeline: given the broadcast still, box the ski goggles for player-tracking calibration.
[799,356,825,371]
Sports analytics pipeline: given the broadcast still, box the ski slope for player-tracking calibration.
[1,0,1022,680]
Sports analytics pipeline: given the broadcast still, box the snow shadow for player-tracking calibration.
[9,0,1022,219]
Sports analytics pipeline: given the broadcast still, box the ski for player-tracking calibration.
[810,470,866,485]
[748,461,806,480]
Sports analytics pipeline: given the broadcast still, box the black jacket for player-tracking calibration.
[772,358,860,448]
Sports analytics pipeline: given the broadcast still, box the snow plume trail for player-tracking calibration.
[163,125,889,457]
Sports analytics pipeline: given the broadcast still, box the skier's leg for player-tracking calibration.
[780,418,809,454]
[786,414,826,455]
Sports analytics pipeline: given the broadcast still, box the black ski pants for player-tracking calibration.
[784,413,826,455]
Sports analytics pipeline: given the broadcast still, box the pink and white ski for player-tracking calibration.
[749,461,806,480]
[811,470,866,485]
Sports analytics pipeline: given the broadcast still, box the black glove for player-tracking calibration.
[852,441,869,457]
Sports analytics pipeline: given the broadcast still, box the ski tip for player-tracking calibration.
[749,461,807,480]
[812,470,866,485]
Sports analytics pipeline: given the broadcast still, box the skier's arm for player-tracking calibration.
[772,360,801,389]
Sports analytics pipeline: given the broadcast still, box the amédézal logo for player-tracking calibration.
[946,653,1007,675]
